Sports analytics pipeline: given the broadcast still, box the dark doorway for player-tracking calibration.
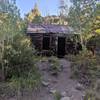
[43,36,50,50]
[57,37,66,57]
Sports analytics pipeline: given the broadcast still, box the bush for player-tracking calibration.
[86,35,100,55]
[71,50,100,86]
[0,34,37,79]
[54,92,61,100]
[48,56,60,76]
[10,67,41,91]
[84,80,100,100]
[65,49,93,62]
[0,34,41,98]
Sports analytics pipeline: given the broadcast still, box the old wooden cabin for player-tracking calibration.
[27,23,81,57]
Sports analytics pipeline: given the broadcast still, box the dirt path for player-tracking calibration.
[34,59,85,100]
[8,59,85,100]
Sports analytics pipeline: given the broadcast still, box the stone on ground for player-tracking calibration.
[60,97,70,100]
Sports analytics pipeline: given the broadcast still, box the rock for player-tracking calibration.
[75,83,84,91]
[49,64,54,71]
[60,97,70,100]
[52,80,58,84]
[42,81,49,87]
[61,91,66,97]
[50,71,58,76]
[66,90,72,97]
[60,64,64,71]
[82,94,85,99]
[48,78,52,82]
[49,88,57,94]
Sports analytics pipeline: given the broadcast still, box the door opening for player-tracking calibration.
[57,37,66,57]
[43,36,50,50]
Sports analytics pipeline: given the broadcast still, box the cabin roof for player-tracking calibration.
[27,23,78,34]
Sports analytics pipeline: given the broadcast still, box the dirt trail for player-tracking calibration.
[34,59,85,100]
[8,59,85,100]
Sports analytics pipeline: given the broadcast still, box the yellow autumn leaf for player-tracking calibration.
[95,29,100,34]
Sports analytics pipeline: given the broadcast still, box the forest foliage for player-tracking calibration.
[0,0,100,99]
[0,0,41,92]
[68,0,100,39]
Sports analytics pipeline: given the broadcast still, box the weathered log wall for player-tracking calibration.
[30,33,43,51]
[29,33,57,55]
[28,33,81,56]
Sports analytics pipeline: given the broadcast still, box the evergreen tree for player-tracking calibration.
[32,15,43,24]
[26,3,42,23]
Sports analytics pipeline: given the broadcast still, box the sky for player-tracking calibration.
[16,0,71,18]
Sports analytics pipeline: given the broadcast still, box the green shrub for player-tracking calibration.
[10,67,41,91]
[0,34,37,79]
[65,49,93,62]
[48,56,60,76]
[84,80,100,100]
[86,35,100,54]
[64,54,78,62]
[54,92,61,100]
[71,50,100,86]
[0,34,41,98]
